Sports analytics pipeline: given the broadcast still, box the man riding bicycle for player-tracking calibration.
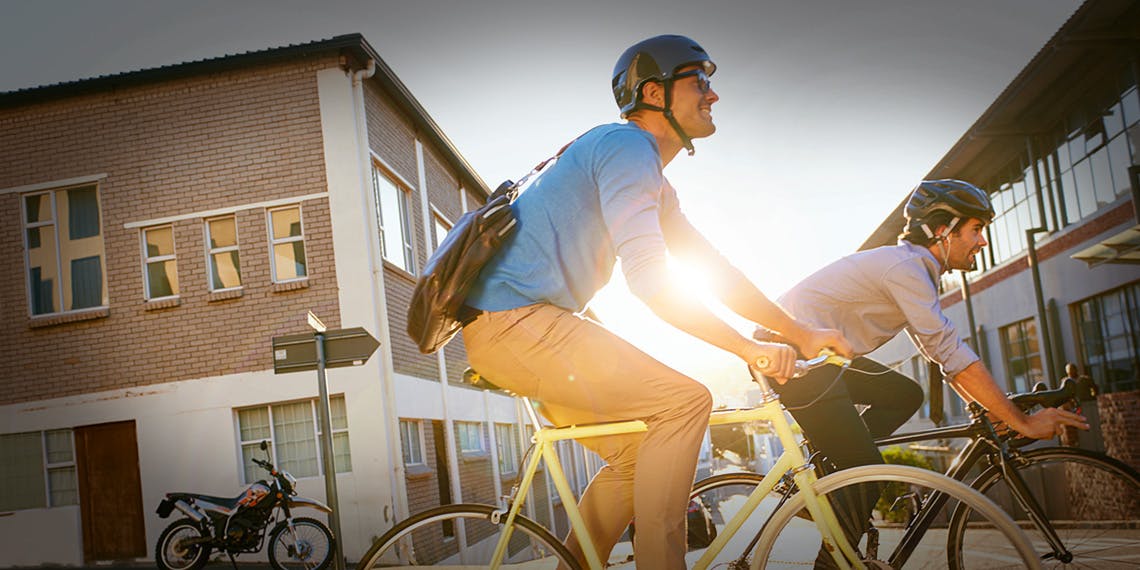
[759,178,1089,567]
[461,34,852,570]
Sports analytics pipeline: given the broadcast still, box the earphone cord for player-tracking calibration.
[781,361,898,411]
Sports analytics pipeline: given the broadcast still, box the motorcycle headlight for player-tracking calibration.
[283,470,298,490]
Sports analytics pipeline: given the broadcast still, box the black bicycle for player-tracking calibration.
[691,375,1140,569]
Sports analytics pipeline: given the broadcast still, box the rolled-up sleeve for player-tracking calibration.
[883,262,980,377]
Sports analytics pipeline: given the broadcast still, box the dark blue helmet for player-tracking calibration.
[612,34,716,118]
[905,179,995,231]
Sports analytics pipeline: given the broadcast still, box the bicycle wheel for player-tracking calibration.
[947,447,1140,569]
[754,464,1040,569]
[356,503,580,569]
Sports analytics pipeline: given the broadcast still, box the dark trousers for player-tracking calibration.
[773,357,924,567]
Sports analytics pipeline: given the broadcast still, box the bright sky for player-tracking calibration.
[1,0,1081,397]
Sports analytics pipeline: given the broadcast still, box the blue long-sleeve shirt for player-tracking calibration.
[467,123,693,313]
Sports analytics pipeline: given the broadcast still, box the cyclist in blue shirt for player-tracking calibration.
[463,35,852,569]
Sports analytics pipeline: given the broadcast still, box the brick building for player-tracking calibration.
[0,34,595,566]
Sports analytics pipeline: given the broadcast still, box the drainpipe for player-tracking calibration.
[1025,228,1055,385]
[351,59,410,523]
[959,271,979,355]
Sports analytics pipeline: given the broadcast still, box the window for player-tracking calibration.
[0,429,77,511]
[1000,318,1043,393]
[267,206,307,282]
[1073,283,1140,393]
[237,395,351,483]
[456,421,484,453]
[21,185,108,315]
[205,216,241,291]
[432,212,452,250]
[399,419,425,466]
[142,225,179,299]
[495,423,519,474]
[372,165,415,273]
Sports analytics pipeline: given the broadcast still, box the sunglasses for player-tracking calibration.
[672,68,712,94]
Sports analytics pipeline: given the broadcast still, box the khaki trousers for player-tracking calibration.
[463,303,713,570]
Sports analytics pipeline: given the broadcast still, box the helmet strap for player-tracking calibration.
[661,79,696,155]
[631,79,697,155]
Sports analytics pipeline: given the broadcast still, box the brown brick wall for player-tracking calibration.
[0,58,345,404]
[1067,390,1140,519]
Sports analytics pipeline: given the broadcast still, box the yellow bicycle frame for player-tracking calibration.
[486,355,862,570]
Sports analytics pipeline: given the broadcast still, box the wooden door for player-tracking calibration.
[75,420,147,562]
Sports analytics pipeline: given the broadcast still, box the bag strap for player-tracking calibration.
[494,135,581,201]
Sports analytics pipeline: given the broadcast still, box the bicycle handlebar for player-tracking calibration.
[1009,376,1094,409]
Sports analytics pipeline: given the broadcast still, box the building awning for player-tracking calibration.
[1071,224,1140,266]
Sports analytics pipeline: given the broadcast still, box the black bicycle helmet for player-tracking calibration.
[612,34,716,155]
[904,179,995,238]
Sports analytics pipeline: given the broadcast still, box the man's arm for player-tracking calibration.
[639,281,801,379]
[949,361,1088,440]
[660,211,852,359]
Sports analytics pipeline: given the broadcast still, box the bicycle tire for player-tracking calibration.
[947,446,1140,569]
[355,503,581,569]
[753,464,1041,569]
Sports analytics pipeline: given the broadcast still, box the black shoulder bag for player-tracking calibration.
[407,139,575,354]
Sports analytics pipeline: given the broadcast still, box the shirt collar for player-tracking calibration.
[898,240,942,283]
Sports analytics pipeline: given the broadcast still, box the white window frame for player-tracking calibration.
[236,395,350,483]
[141,224,179,300]
[456,421,484,453]
[399,419,426,466]
[204,215,242,292]
[372,163,416,274]
[266,205,308,283]
[20,185,108,316]
[0,429,78,511]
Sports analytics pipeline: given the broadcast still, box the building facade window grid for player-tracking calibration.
[1000,318,1044,394]
[945,72,1139,293]
[205,216,242,291]
[0,429,77,511]
[398,419,425,466]
[1072,281,1140,394]
[141,225,179,300]
[236,395,350,483]
[267,205,308,283]
[21,185,108,315]
[372,163,416,274]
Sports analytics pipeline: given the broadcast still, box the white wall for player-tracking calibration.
[0,365,391,566]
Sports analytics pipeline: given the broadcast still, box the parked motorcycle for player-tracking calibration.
[155,441,335,570]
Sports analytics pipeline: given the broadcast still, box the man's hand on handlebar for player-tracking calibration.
[744,341,798,381]
[753,325,853,361]
[1011,407,1089,440]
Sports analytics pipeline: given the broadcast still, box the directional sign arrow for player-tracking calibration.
[272,327,381,374]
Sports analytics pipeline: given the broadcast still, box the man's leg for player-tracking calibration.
[463,304,713,570]
[775,365,884,568]
[844,358,924,438]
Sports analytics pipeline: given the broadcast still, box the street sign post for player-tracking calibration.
[271,312,380,570]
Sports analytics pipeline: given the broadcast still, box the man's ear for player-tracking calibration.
[640,81,664,108]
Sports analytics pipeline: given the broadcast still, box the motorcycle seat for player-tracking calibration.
[166,492,246,513]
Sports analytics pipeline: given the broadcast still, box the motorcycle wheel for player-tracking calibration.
[267,516,335,570]
[155,518,212,570]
